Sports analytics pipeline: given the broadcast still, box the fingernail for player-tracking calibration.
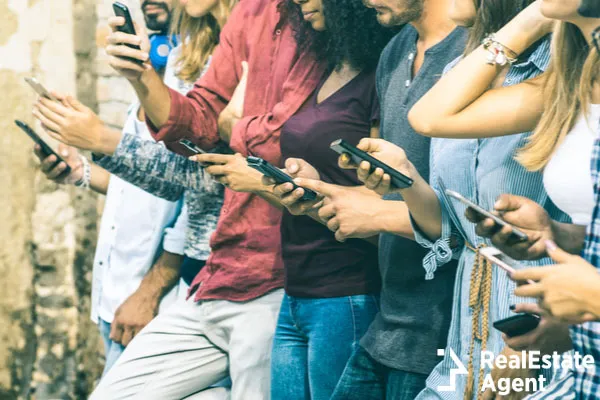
[188,156,196,161]
[545,240,557,252]
[142,53,149,60]
[61,150,69,157]
[509,304,516,311]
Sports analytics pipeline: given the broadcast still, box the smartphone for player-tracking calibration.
[24,77,58,102]
[15,120,72,175]
[247,156,318,202]
[445,190,529,242]
[493,313,540,337]
[112,2,141,50]
[329,139,413,189]
[480,247,535,284]
[179,139,206,155]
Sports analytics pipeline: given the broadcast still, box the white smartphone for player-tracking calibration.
[480,247,534,284]
[445,189,529,242]
[25,77,58,101]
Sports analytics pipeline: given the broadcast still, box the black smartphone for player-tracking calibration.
[112,2,141,50]
[493,313,540,337]
[247,156,318,202]
[15,120,72,175]
[329,139,413,189]
[179,139,206,155]
[445,190,529,242]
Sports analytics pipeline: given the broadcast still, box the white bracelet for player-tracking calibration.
[74,155,91,190]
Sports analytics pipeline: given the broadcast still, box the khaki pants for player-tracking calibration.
[90,289,283,400]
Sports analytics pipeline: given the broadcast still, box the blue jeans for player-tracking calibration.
[99,319,126,376]
[270,293,379,400]
[330,345,427,400]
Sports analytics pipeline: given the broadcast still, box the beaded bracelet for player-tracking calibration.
[74,155,91,190]
[482,34,518,67]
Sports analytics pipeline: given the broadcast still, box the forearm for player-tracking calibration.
[408,14,548,138]
[551,221,587,255]
[399,170,443,241]
[371,200,414,240]
[89,163,110,195]
[137,250,184,301]
[130,69,172,130]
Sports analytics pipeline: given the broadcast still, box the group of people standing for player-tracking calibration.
[28,0,600,398]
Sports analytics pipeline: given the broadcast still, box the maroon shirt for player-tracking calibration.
[149,0,327,302]
[280,69,381,298]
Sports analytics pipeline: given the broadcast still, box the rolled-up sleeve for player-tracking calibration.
[410,188,464,280]
[95,133,218,193]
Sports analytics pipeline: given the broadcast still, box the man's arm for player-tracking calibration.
[109,250,184,346]
[107,3,248,151]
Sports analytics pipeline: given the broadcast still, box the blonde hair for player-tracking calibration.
[170,0,238,82]
[517,22,600,171]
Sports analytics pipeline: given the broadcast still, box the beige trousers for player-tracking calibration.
[90,289,283,400]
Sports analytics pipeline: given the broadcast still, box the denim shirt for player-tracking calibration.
[95,47,223,261]
[413,38,570,399]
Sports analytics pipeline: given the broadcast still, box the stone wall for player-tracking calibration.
[0,0,134,398]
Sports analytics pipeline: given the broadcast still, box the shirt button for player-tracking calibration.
[405,80,411,87]
[111,226,115,230]
[99,261,103,266]
[275,29,282,36]
[408,53,415,60]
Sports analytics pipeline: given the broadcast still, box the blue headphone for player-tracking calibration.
[149,34,178,70]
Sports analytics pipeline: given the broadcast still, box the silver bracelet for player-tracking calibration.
[74,155,91,189]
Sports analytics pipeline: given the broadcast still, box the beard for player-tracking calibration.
[386,0,423,26]
[141,1,172,33]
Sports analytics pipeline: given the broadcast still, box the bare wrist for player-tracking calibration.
[97,126,122,156]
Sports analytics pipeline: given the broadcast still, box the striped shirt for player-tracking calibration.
[414,38,570,399]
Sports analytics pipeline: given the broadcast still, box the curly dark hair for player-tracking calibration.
[283,0,396,71]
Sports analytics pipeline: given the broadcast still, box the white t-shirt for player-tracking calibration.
[544,104,600,225]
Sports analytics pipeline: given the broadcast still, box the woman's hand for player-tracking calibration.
[338,138,415,196]
[33,143,84,185]
[267,158,323,216]
[105,17,152,81]
[512,241,600,324]
[190,153,266,193]
[467,194,553,260]
[32,94,120,155]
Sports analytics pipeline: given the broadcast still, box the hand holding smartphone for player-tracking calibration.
[493,313,540,337]
[330,139,413,189]
[15,120,72,175]
[112,2,141,50]
[247,156,318,202]
[445,190,529,242]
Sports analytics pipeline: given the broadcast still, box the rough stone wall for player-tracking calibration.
[96,0,138,129]
[0,0,106,398]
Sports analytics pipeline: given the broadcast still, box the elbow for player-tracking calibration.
[407,106,436,137]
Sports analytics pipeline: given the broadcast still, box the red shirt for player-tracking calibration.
[149,0,326,302]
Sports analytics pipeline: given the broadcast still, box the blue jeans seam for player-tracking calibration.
[348,296,358,345]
